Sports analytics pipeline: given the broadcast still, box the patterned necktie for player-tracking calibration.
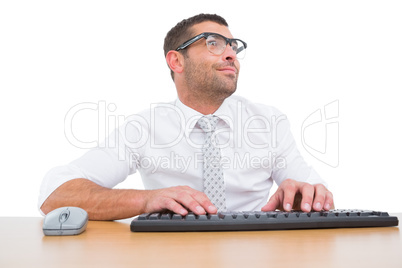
[198,115,227,211]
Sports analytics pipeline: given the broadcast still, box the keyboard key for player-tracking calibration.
[171,214,183,220]
[298,213,309,218]
[185,214,196,221]
[207,214,220,221]
[149,213,160,220]
[196,215,208,221]
[277,212,288,219]
[310,212,322,218]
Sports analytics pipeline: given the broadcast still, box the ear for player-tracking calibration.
[166,50,184,75]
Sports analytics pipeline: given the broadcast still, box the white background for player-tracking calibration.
[1,0,401,216]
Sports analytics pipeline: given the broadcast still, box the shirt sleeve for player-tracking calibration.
[270,109,328,188]
[38,118,143,213]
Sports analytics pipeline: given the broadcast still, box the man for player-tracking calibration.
[39,14,334,220]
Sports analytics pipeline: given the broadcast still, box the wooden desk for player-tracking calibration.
[1,214,401,268]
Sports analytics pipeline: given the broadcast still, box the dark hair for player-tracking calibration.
[163,14,229,80]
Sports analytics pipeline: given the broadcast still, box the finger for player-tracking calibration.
[190,191,217,214]
[172,186,219,215]
[299,183,315,212]
[312,184,335,211]
[261,191,283,211]
[144,189,188,215]
[311,184,326,211]
[282,181,298,211]
[323,190,334,211]
[149,187,205,216]
[161,198,189,216]
[173,192,208,215]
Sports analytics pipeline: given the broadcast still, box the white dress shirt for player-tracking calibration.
[38,95,326,213]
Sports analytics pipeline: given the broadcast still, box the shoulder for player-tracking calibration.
[224,95,285,118]
[135,100,178,119]
[120,100,180,127]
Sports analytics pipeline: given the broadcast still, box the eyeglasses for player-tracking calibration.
[176,32,247,59]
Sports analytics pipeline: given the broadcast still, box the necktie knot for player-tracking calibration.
[198,115,219,133]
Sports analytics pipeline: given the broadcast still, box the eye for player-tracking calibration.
[205,35,229,55]
[207,39,218,47]
[206,35,225,47]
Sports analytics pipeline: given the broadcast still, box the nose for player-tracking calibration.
[221,44,237,62]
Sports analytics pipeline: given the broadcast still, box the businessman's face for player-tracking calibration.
[182,21,241,103]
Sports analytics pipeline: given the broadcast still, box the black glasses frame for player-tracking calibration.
[175,32,247,55]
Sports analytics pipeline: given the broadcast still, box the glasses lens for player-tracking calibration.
[206,35,226,55]
[205,34,246,59]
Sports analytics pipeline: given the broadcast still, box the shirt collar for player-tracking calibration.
[213,97,234,130]
[174,97,233,138]
[174,99,202,138]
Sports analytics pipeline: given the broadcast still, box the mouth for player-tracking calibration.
[217,67,237,75]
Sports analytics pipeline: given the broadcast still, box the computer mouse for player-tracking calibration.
[42,206,88,236]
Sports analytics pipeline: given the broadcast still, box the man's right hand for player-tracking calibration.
[143,186,217,216]
[41,179,217,220]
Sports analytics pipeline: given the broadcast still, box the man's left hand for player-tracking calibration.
[261,179,334,212]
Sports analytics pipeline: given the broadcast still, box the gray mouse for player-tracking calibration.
[42,206,88,236]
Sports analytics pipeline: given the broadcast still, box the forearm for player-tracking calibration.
[40,178,147,220]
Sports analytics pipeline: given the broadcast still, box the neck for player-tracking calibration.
[178,93,225,115]
[174,76,233,115]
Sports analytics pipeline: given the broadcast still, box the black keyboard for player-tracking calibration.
[130,209,399,232]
